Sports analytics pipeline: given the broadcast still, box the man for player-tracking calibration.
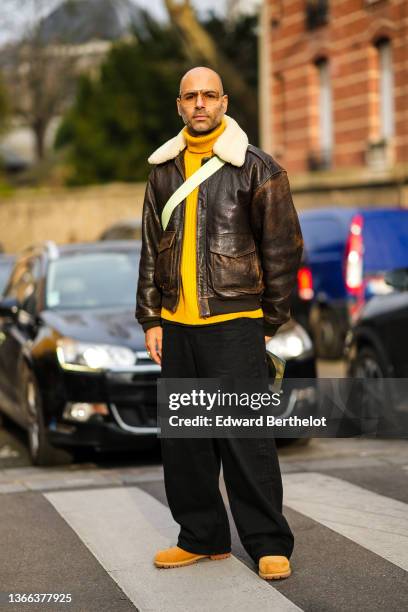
[136,66,303,580]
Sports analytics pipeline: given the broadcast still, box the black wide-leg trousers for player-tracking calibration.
[160,317,294,564]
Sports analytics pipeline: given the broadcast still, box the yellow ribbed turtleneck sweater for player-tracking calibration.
[161,118,263,325]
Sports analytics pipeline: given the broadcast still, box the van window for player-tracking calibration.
[363,213,408,272]
[300,217,344,252]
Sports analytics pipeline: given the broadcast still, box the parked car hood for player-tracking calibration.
[41,307,146,350]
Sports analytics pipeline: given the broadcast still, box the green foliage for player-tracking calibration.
[203,12,259,145]
[204,13,258,92]
[0,179,14,197]
[55,13,188,184]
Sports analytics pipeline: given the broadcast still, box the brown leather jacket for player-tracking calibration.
[136,118,303,336]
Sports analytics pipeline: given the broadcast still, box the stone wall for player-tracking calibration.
[0,183,146,254]
[1,177,407,255]
[290,166,408,210]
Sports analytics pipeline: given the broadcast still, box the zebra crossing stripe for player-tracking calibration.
[45,487,302,612]
[283,472,408,571]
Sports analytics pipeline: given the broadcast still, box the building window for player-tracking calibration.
[318,59,333,162]
[376,38,395,141]
[273,72,286,159]
[305,0,329,30]
[308,58,333,170]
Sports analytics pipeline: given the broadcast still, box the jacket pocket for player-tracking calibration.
[208,233,264,296]
[154,230,176,291]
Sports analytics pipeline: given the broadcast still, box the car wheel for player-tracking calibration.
[350,346,387,379]
[24,368,72,466]
[313,308,344,360]
[349,346,394,426]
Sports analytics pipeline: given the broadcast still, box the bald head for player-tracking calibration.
[179,67,224,96]
[177,66,228,136]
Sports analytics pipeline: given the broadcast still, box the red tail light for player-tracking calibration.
[297,266,314,300]
[345,214,364,295]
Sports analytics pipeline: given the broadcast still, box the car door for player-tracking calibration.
[380,294,408,378]
[0,257,41,421]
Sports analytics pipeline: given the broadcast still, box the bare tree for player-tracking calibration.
[0,0,79,160]
[163,0,258,124]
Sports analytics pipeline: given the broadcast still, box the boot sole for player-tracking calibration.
[259,568,292,580]
[155,553,231,568]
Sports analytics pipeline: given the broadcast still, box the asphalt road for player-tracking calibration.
[0,438,407,612]
[0,360,407,611]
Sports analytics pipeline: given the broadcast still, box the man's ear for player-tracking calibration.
[176,99,182,116]
[223,94,228,113]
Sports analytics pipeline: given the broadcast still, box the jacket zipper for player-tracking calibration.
[198,157,210,317]
[172,154,210,315]
[173,201,185,312]
[173,154,186,312]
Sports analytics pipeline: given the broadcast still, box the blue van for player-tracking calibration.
[297,207,408,359]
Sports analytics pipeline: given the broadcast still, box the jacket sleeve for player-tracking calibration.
[135,167,163,332]
[251,170,304,337]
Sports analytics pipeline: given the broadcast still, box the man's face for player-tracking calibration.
[177,71,228,134]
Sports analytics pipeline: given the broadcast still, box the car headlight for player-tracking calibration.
[266,323,313,360]
[56,338,135,371]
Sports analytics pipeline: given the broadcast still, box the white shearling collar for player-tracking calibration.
[147,114,249,167]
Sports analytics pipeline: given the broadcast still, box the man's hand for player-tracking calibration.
[145,326,163,365]
[265,336,272,343]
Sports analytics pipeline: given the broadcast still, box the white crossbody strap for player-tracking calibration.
[161,155,225,230]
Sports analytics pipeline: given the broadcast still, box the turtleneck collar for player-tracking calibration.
[183,118,226,154]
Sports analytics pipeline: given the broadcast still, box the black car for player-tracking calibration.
[0,240,160,465]
[345,268,408,436]
[0,240,317,465]
[346,267,408,378]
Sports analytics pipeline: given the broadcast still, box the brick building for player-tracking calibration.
[258,0,408,208]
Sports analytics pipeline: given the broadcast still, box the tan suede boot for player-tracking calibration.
[154,545,231,568]
[258,555,292,580]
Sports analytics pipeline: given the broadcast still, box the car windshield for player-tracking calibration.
[363,212,408,272]
[45,250,140,310]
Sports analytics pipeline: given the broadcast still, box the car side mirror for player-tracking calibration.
[0,296,19,318]
[384,268,408,291]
